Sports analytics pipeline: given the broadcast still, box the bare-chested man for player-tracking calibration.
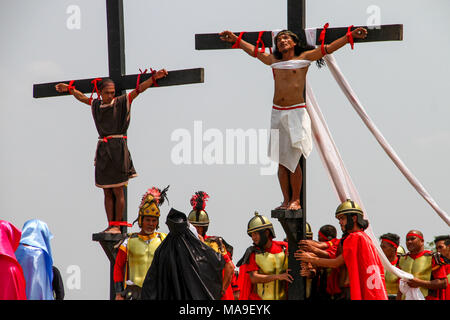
[219,28,367,210]
[55,69,168,233]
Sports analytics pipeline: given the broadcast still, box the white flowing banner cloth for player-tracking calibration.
[324,54,450,228]
[305,82,413,281]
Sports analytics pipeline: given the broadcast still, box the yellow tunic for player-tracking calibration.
[120,232,166,288]
[254,249,288,300]
[398,251,432,299]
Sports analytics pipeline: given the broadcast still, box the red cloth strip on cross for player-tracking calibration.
[150,68,159,87]
[67,80,76,94]
[319,23,329,56]
[232,32,245,49]
[253,31,266,57]
[135,68,148,94]
[88,78,102,105]
[347,25,355,50]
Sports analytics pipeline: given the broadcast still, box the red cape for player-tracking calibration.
[342,231,387,300]
[0,220,27,300]
[237,240,287,300]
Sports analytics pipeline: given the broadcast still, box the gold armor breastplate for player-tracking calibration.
[127,233,166,287]
[254,250,288,300]
[204,236,228,256]
[399,254,432,298]
[384,270,400,295]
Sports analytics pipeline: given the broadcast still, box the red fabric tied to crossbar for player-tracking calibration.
[319,23,329,56]
[135,68,148,94]
[88,78,102,104]
[232,32,245,49]
[150,68,159,87]
[253,31,266,57]
[347,25,355,50]
[67,80,76,94]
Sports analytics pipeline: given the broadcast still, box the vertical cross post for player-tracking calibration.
[270,0,307,301]
[33,0,204,300]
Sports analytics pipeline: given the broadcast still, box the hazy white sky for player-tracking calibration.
[1,0,449,299]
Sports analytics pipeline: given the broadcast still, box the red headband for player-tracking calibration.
[318,231,329,240]
[407,232,424,241]
[381,238,399,249]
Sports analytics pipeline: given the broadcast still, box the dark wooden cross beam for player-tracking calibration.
[195,0,402,300]
[33,0,203,300]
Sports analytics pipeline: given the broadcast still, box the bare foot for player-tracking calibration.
[287,200,301,210]
[103,226,121,234]
[274,202,289,210]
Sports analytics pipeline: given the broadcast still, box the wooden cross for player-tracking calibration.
[195,0,402,300]
[33,0,204,300]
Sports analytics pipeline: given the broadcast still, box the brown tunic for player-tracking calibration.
[91,94,137,188]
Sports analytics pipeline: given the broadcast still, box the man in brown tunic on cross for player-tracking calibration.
[55,69,168,233]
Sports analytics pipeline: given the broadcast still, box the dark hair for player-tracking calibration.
[98,78,115,91]
[345,213,369,231]
[434,235,450,244]
[273,30,325,68]
[319,224,337,240]
[380,233,400,246]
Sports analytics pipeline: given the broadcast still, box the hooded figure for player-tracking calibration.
[15,219,54,300]
[141,208,225,300]
[0,220,27,300]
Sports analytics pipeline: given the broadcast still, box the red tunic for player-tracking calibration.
[203,235,235,300]
[426,255,449,300]
[342,231,388,300]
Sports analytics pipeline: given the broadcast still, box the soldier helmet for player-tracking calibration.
[247,211,276,238]
[187,191,210,227]
[135,185,169,228]
[335,199,369,231]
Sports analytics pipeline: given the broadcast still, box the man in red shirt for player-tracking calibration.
[434,236,450,300]
[295,199,388,300]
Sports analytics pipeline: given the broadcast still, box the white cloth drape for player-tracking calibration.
[305,83,414,281]
[324,54,450,227]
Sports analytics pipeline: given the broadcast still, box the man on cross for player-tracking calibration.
[55,70,168,233]
[219,28,367,210]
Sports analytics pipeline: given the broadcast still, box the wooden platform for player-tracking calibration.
[271,208,303,219]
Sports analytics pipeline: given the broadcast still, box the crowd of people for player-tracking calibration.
[2,191,448,301]
[3,22,447,301]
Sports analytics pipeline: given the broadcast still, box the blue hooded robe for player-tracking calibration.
[15,219,54,300]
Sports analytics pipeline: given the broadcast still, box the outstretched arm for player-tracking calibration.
[302,27,368,61]
[219,30,275,65]
[55,83,91,106]
[128,69,168,103]
[294,250,345,269]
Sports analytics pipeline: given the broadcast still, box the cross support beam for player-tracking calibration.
[33,68,204,98]
[195,24,403,50]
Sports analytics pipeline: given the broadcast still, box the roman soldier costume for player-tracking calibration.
[237,212,288,300]
[187,191,235,300]
[113,186,169,299]
[398,231,445,300]
[335,199,388,300]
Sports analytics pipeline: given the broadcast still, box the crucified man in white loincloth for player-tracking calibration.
[220,27,367,210]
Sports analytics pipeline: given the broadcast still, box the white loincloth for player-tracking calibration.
[268,103,313,173]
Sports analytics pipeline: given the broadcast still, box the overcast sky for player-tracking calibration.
[1,0,449,299]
